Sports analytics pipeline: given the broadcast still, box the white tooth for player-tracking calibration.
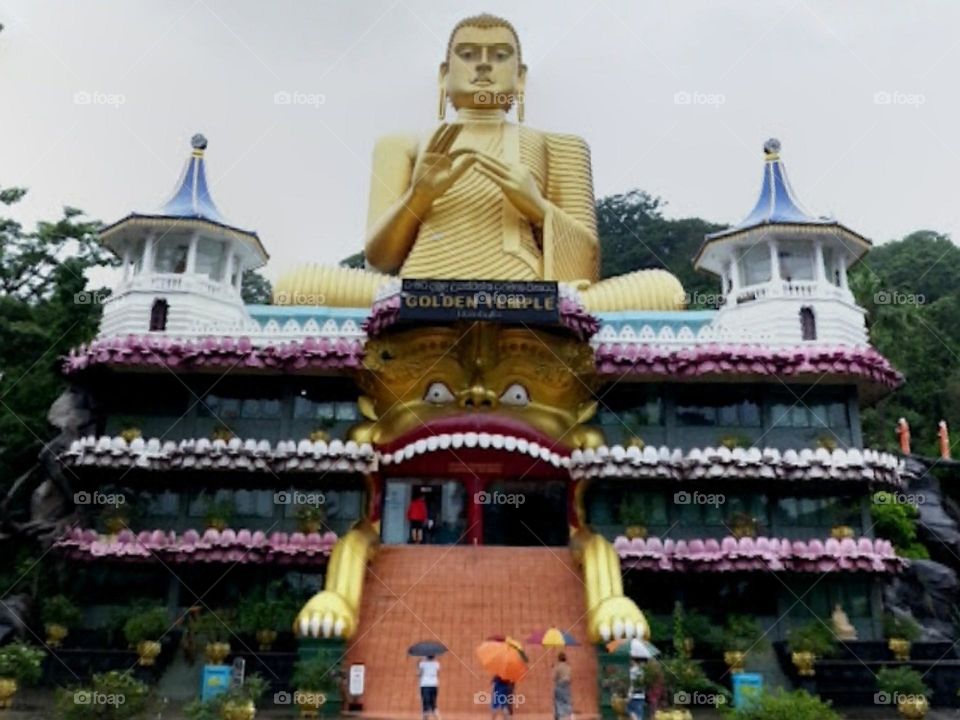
[517,438,529,453]
[550,453,561,467]
[464,433,478,448]
[426,436,439,451]
[599,624,611,642]
[334,618,345,637]
[451,433,465,448]
[403,444,416,459]
[491,434,504,449]
[528,442,541,458]
[299,617,311,637]
[612,619,624,639]
[309,615,321,638]
[539,446,551,461]
[624,620,635,638]
[504,436,517,452]
[393,450,404,464]
[322,614,334,638]
[478,433,491,448]
[439,434,451,449]
[414,439,428,455]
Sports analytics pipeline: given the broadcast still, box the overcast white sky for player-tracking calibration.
[1,1,958,283]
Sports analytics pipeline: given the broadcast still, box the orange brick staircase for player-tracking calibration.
[346,545,599,719]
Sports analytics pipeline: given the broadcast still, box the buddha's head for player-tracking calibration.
[441,14,526,116]
[349,324,604,455]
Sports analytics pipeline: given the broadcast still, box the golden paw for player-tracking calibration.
[589,595,648,642]
[295,590,356,639]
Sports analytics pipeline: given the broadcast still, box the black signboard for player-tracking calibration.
[398,279,560,325]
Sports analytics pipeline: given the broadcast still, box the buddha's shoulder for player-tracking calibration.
[521,127,591,156]
[371,133,420,159]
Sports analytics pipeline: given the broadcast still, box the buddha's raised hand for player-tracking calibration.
[472,151,548,226]
[409,124,477,207]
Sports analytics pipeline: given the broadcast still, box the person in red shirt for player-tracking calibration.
[407,490,428,544]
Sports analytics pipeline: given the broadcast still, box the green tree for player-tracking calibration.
[241,269,272,304]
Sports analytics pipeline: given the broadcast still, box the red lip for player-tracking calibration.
[377,414,570,456]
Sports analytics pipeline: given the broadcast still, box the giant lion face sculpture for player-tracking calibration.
[349,324,604,453]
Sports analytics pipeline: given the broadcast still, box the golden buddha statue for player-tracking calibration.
[275,14,683,312]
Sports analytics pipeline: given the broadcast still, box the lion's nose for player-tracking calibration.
[459,386,497,409]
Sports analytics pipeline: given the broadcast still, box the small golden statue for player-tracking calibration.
[831,603,857,641]
[276,14,683,311]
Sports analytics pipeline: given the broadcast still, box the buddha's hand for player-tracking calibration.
[473,152,548,226]
[294,589,356,639]
[589,595,648,642]
[410,124,477,206]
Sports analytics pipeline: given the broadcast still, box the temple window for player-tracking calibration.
[800,306,817,340]
[149,298,168,331]
[771,399,847,429]
[778,243,815,282]
[130,238,146,275]
[195,237,227,281]
[154,237,190,274]
[738,243,771,286]
[293,397,359,422]
[675,395,761,427]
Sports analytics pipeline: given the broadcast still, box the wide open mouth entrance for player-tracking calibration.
[480,480,568,546]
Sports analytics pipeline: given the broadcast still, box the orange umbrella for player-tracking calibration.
[476,637,528,683]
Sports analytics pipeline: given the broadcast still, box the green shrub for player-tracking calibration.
[122,607,169,645]
[657,657,729,704]
[183,672,268,720]
[56,671,151,720]
[0,643,45,684]
[236,597,296,635]
[708,615,767,653]
[786,621,838,656]
[883,613,922,642]
[871,492,929,557]
[721,689,841,719]
[292,655,340,693]
[42,595,82,628]
[190,609,234,643]
[876,666,930,698]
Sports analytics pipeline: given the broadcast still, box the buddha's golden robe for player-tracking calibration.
[275,114,683,311]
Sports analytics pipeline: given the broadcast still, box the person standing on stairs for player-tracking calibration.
[418,653,440,720]
[408,489,428,544]
[553,652,573,720]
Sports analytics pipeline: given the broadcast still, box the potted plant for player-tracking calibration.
[619,495,647,540]
[884,613,922,661]
[221,673,267,720]
[204,499,235,531]
[295,505,325,534]
[292,656,341,718]
[192,610,234,664]
[56,670,151,719]
[877,667,930,719]
[727,511,759,539]
[786,621,837,677]
[711,615,766,674]
[116,417,143,444]
[670,603,712,659]
[123,606,169,666]
[310,416,337,443]
[237,597,293,651]
[726,689,841,719]
[626,435,645,449]
[654,656,727,719]
[0,643,44,708]
[211,424,235,442]
[718,433,752,449]
[42,594,82,647]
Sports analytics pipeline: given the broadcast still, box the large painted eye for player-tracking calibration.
[499,383,530,407]
[424,382,455,404]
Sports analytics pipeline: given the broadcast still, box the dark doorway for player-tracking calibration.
[800,306,816,340]
[481,480,568,546]
[149,298,169,331]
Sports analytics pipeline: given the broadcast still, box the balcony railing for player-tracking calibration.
[111,272,240,301]
[732,279,851,305]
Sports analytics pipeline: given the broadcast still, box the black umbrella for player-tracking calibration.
[408,641,448,657]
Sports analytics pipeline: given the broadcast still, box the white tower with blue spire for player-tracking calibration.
[97,134,268,337]
[696,139,870,346]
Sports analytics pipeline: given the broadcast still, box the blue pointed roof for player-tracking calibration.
[158,133,227,223]
[708,139,832,239]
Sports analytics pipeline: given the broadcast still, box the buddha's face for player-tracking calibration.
[442,24,525,112]
[349,325,603,455]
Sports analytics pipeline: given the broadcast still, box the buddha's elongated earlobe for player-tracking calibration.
[438,64,448,121]
[517,93,524,123]
[517,65,527,123]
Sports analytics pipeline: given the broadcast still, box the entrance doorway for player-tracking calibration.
[481,480,568,546]
[381,479,467,545]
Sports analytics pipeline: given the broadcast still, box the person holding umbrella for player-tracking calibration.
[409,641,447,720]
[553,651,573,720]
